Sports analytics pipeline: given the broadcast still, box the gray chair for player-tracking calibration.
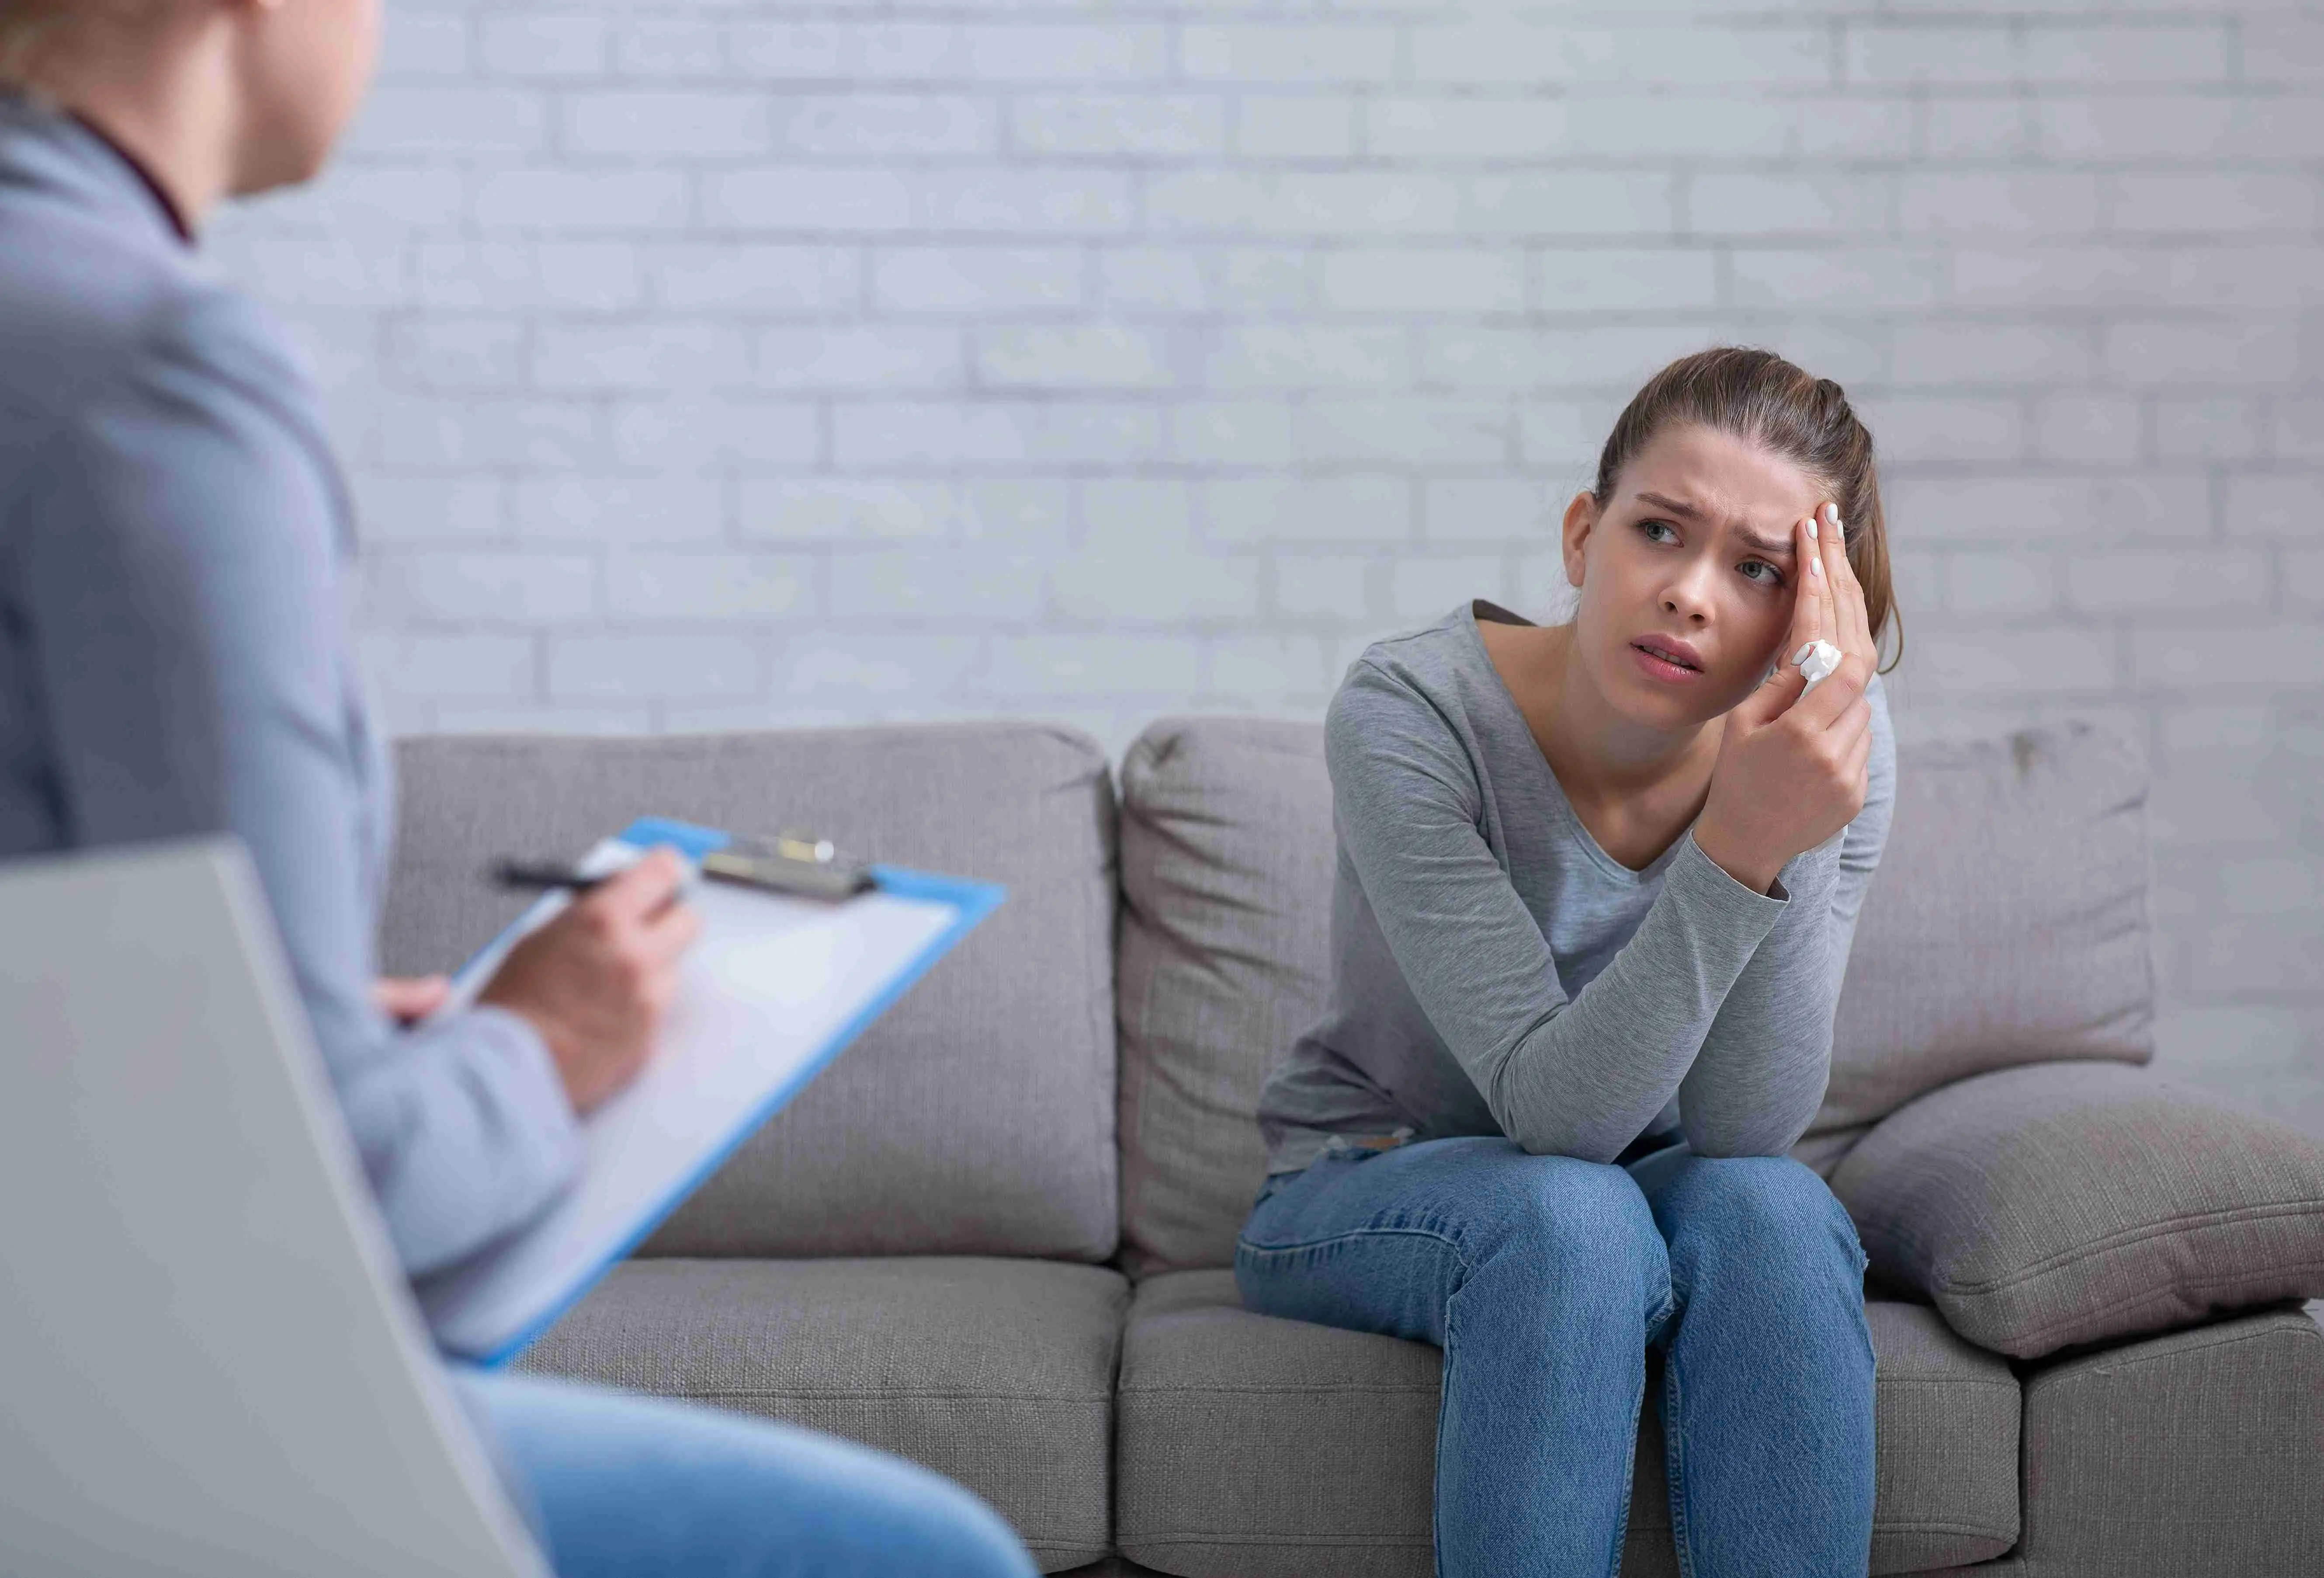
[0,839,548,1578]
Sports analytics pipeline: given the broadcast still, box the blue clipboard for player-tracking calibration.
[419,817,1005,1366]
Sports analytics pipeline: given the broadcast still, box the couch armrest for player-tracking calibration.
[1830,1060,2324,1359]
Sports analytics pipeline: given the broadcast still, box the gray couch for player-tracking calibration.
[381,717,2324,1578]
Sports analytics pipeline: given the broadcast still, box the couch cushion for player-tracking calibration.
[1113,718,2157,1277]
[1811,721,2155,1150]
[2012,1307,2324,1576]
[383,724,1119,1262]
[1833,1060,2324,1359]
[1114,1270,2018,1578]
[1116,720,1337,1279]
[513,1257,1127,1573]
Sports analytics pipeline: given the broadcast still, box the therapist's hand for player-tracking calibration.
[375,975,453,1025]
[478,847,704,1116]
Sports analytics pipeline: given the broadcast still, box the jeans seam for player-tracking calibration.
[1236,1224,1477,1280]
[1605,1359,1648,1578]
[1433,1297,1459,1578]
[1665,1344,1696,1578]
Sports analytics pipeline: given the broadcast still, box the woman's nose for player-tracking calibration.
[1660,574,1715,623]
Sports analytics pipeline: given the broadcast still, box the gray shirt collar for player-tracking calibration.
[0,87,191,248]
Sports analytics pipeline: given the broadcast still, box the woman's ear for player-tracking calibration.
[1561,492,1599,591]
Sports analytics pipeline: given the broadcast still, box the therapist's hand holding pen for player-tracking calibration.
[411,846,703,1115]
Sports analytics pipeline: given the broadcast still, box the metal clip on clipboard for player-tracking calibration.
[494,830,875,904]
[701,832,875,902]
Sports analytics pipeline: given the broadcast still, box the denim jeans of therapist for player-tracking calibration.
[1235,1136,1876,1578]
[452,1369,1041,1578]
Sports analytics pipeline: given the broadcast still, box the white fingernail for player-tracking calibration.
[1805,515,1818,542]
[1811,555,1824,579]
[1791,642,1816,665]
[1826,504,1845,539]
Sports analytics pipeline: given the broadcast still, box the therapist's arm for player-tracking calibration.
[21,288,587,1277]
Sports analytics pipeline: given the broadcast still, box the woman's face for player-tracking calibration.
[1563,421,1828,731]
[232,0,383,193]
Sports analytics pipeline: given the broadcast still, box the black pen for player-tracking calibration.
[493,847,874,903]
[491,860,624,896]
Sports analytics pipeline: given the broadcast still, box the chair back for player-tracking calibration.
[0,839,548,1578]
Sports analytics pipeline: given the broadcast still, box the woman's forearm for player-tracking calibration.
[1474,832,1790,1163]
[1682,671,1897,1158]
[1676,840,1848,1157]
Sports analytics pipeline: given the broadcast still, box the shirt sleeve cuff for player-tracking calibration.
[385,1004,585,1279]
[1675,827,1793,917]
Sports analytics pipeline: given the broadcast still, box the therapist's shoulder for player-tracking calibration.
[135,279,336,462]
[0,190,331,469]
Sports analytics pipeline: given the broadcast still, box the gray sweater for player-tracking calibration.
[0,96,581,1278]
[1258,601,1895,1175]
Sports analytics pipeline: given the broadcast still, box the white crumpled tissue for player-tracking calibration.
[1793,639,1842,696]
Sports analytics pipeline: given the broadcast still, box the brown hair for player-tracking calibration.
[1592,347,1903,674]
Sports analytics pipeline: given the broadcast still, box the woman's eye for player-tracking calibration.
[1639,520,1678,544]
[1741,561,1782,586]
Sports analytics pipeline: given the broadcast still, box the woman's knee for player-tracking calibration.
[1464,1154,1669,1300]
[1657,1154,1865,1273]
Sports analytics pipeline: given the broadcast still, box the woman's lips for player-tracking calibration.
[1630,641,1703,682]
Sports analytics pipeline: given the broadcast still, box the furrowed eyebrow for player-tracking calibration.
[1634,491,1796,560]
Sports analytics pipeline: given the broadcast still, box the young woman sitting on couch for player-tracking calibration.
[1238,347,1901,1578]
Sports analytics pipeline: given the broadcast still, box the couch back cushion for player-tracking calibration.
[382,724,1120,1263]
[1811,722,2156,1144]
[1115,716,2155,1277]
[1116,721,1338,1279]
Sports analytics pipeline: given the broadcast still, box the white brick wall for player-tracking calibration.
[213,0,2324,1128]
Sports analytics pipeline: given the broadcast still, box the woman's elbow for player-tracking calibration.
[1678,1126,1786,1160]
[1495,1100,1630,1166]
[1678,1108,1812,1161]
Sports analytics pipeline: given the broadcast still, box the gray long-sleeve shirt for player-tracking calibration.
[0,95,581,1278]
[1258,600,1895,1174]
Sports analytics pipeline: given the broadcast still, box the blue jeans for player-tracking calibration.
[455,1370,1039,1578]
[1235,1137,1875,1578]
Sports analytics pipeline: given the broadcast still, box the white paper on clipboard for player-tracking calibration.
[414,824,1002,1365]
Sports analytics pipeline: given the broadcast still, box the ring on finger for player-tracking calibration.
[1793,639,1842,694]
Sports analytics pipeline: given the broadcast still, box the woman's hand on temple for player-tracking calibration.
[477,847,704,1116]
[1694,504,1880,895]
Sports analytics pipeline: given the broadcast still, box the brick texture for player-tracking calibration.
[213,0,2324,1126]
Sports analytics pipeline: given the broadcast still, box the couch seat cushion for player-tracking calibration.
[1115,1271,2018,1578]
[2010,1307,2324,1575]
[515,1258,1127,1572]
[385,725,1120,1262]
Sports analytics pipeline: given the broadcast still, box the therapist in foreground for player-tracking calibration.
[0,3,1037,1574]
